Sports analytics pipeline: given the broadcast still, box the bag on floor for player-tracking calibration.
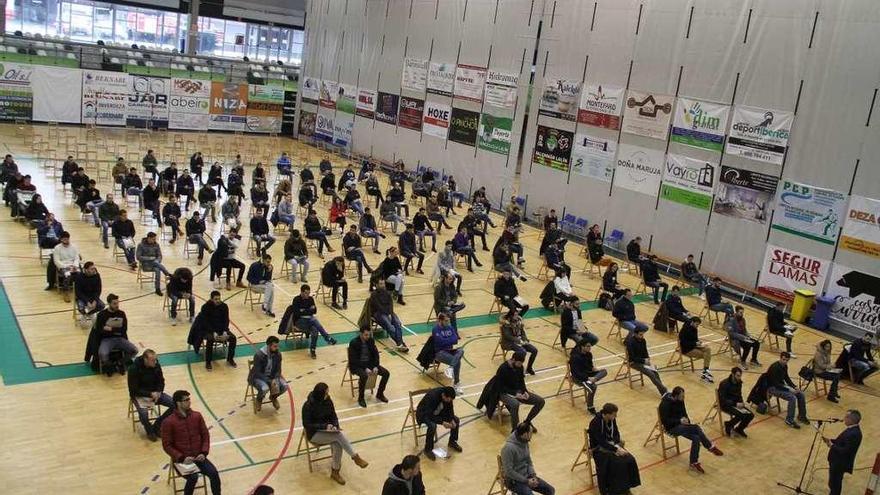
[598,292,613,311]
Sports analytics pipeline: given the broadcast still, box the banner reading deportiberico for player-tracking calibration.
[840,195,880,259]
[726,105,793,164]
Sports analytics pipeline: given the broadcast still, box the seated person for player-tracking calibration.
[319,155,333,175]
[383,456,424,494]
[767,301,796,355]
[221,197,242,230]
[122,168,144,210]
[559,298,598,348]
[399,223,425,275]
[246,254,276,317]
[679,316,713,383]
[587,237,605,266]
[412,207,438,252]
[136,232,171,295]
[849,333,878,384]
[97,194,120,248]
[328,196,348,233]
[705,278,734,316]
[142,179,162,226]
[812,340,842,403]
[493,351,545,430]
[552,269,578,304]
[167,267,196,323]
[342,225,373,284]
[415,386,462,461]
[321,171,338,198]
[460,208,490,250]
[540,222,566,255]
[366,285,409,351]
[446,176,466,207]
[128,349,176,441]
[276,152,292,177]
[626,236,643,264]
[666,286,691,323]
[432,241,463,293]
[142,150,159,179]
[659,387,723,473]
[681,254,709,296]
[641,255,668,304]
[159,162,178,196]
[434,271,465,329]
[426,194,452,230]
[160,390,222,494]
[49,230,81,295]
[602,263,627,300]
[542,209,558,232]
[185,211,212,265]
[724,305,761,367]
[111,209,138,269]
[494,242,527,281]
[718,367,754,437]
[544,239,570,278]
[376,247,406,304]
[624,327,667,395]
[501,423,554,495]
[37,213,63,249]
[304,209,334,257]
[344,186,365,216]
[358,207,385,254]
[338,164,356,190]
[494,270,529,316]
[73,262,105,324]
[380,199,403,234]
[500,308,537,374]
[299,182,317,211]
[365,174,383,207]
[452,226,482,271]
[85,294,138,375]
[250,182,270,211]
[588,403,641,494]
[321,257,349,309]
[162,195,184,244]
[249,208,276,258]
[570,340,607,415]
[284,230,310,283]
[190,291,238,371]
[301,383,369,485]
[347,326,391,407]
[175,170,195,210]
[766,352,808,429]
[24,193,48,226]
[210,228,246,290]
[279,284,337,358]
[248,336,288,411]
[432,313,464,394]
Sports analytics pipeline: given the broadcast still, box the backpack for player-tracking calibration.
[598,292,613,311]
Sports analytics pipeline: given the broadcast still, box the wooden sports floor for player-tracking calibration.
[0,123,876,494]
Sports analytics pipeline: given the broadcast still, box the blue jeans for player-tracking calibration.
[375,313,405,346]
[132,393,175,433]
[115,238,135,264]
[768,386,807,423]
[126,187,143,209]
[686,273,709,295]
[88,200,104,225]
[141,261,171,290]
[350,199,364,215]
[182,458,221,495]
[76,297,105,315]
[296,316,332,349]
[435,349,463,383]
[287,256,309,282]
[279,213,295,227]
[507,477,555,495]
[450,191,466,206]
[669,424,712,464]
[710,302,735,316]
[169,292,195,318]
[621,320,648,333]
[188,234,209,259]
[816,371,840,396]
[100,220,112,246]
[361,229,382,250]
[252,377,289,402]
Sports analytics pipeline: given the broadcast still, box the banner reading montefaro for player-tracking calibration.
[757,244,831,302]
[826,263,880,334]
[532,125,573,172]
[840,195,880,259]
[771,180,848,245]
[208,82,247,131]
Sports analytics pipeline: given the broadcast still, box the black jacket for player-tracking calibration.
[112,219,135,239]
[377,257,403,279]
[162,203,181,222]
[678,320,700,354]
[127,355,165,398]
[588,415,623,454]
[321,261,344,286]
[415,387,455,424]
[399,231,418,254]
[626,241,641,261]
[494,277,519,300]
[602,269,618,291]
[278,295,317,333]
[185,217,206,237]
[248,346,282,384]
[570,350,597,382]
[666,294,687,319]
[767,306,787,333]
[612,297,636,322]
[348,336,380,370]
[495,361,527,395]
[641,260,660,283]
[766,361,795,389]
[382,464,426,495]
[198,301,229,334]
[624,334,649,364]
[560,307,583,340]
[658,394,688,431]
[718,377,744,409]
[301,391,339,440]
[74,271,102,301]
[827,425,862,473]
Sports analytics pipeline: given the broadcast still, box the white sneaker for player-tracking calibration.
[454,384,463,396]
[444,367,454,379]
[171,317,178,326]
[699,294,705,301]
[701,373,714,384]
[784,330,794,337]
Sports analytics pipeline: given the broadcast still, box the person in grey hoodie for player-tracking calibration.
[381,455,426,495]
[247,336,288,411]
[501,422,555,494]
[136,232,171,295]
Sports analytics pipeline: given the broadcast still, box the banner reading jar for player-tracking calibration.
[169,78,210,131]
[622,90,674,140]
[726,105,793,164]
[126,75,169,128]
[402,58,428,93]
[427,62,455,97]
[355,88,377,119]
[453,64,487,102]
[712,165,779,224]
[478,112,513,155]
[449,107,479,146]
[422,101,451,139]
[826,263,880,333]
[757,244,831,301]
[660,154,717,211]
[208,82,248,131]
[484,70,518,109]
[301,76,320,105]
[612,143,664,197]
[570,133,616,183]
[532,125,573,172]
[840,195,880,259]
[671,97,729,152]
[577,83,624,130]
[538,78,580,121]
[375,92,399,125]
[771,180,848,245]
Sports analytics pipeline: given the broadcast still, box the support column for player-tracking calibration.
[0,0,7,34]
[185,0,200,55]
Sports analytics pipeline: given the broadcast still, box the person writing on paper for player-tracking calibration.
[588,403,641,494]
[823,409,863,495]
[161,390,222,495]
[717,367,754,437]
[495,269,530,316]
[301,382,369,485]
[248,336,288,412]
[811,339,842,403]
[89,293,138,373]
[347,325,391,408]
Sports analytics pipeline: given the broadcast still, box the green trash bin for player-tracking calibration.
[790,289,815,323]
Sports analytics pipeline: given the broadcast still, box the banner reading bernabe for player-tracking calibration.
[422,101,451,139]
[712,165,778,224]
[484,70,518,109]
[577,83,624,129]
[532,125,573,172]
[81,70,127,126]
[622,89,673,140]
[356,88,377,119]
[757,244,831,302]
[840,195,880,259]
[671,97,729,152]
[826,263,880,333]
[427,62,455,97]
[660,154,717,211]
[478,112,513,155]
[726,105,793,164]
[453,64,487,102]
[539,78,580,121]
[398,96,424,131]
[402,58,428,93]
[571,133,616,183]
[169,78,210,131]
[771,180,848,245]
[612,144,664,197]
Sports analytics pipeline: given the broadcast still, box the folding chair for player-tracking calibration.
[400,388,434,447]
[167,458,208,494]
[487,454,509,495]
[556,363,588,407]
[614,350,645,389]
[243,360,274,413]
[341,366,375,398]
[701,389,727,433]
[570,429,597,489]
[666,345,696,373]
[295,431,334,473]
[643,409,681,460]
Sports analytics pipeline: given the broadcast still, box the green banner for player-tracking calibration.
[660,183,712,210]
[477,113,513,155]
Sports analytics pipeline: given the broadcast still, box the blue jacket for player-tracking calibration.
[246,261,272,285]
[432,323,459,352]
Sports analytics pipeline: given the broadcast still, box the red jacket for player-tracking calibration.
[161,410,210,462]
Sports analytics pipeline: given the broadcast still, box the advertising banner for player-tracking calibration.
[246,84,284,133]
[398,96,424,132]
[333,118,353,148]
[757,244,831,302]
[319,79,338,109]
[298,110,316,137]
[402,58,428,93]
[826,263,880,333]
[484,70,519,109]
[622,89,674,140]
[422,100,451,139]
[126,75,169,128]
[453,64,487,102]
[427,62,455,97]
[660,154,717,211]
[32,65,82,123]
[671,97,729,151]
[771,180,848,245]
[571,133,616,183]
[355,88,377,118]
[538,78,580,121]
[839,195,880,259]
[478,112,513,155]
[726,105,793,164]
[301,76,320,105]
[612,143,664,197]
[713,165,779,224]
[336,84,357,114]
[81,70,127,126]
[169,78,210,131]
[208,82,247,131]
[375,92,399,125]
[315,112,334,142]
[532,125,573,172]
[0,62,34,120]
[577,83,624,129]
[449,107,479,146]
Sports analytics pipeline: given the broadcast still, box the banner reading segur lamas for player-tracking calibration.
[840,195,880,259]
[771,180,848,245]
[757,244,831,302]
[477,112,513,155]
[660,154,717,211]
[826,263,880,334]
[726,105,793,164]
[713,166,779,224]
[532,125,573,172]
[671,97,729,152]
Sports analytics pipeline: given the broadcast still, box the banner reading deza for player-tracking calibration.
[246,84,284,133]
[771,180,848,245]
[612,143,664,197]
[538,78,580,122]
[169,78,210,131]
[422,101,451,139]
[671,97,729,152]
[356,88,376,119]
[532,125,573,172]
[478,112,513,155]
[578,83,624,130]
[0,62,34,120]
[484,70,518,109]
[726,105,793,164]
[622,89,673,140]
[757,244,831,302]
[126,75,169,128]
[208,82,248,131]
[840,195,880,259]
[713,166,778,224]
[826,263,880,334]
[660,154,717,211]
[571,133,616,183]
[81,70,128,126]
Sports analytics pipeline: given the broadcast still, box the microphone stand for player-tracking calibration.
[777,418,839,495]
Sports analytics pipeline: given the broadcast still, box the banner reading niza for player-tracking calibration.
[840,195,880,259]
[209,82,247,131]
